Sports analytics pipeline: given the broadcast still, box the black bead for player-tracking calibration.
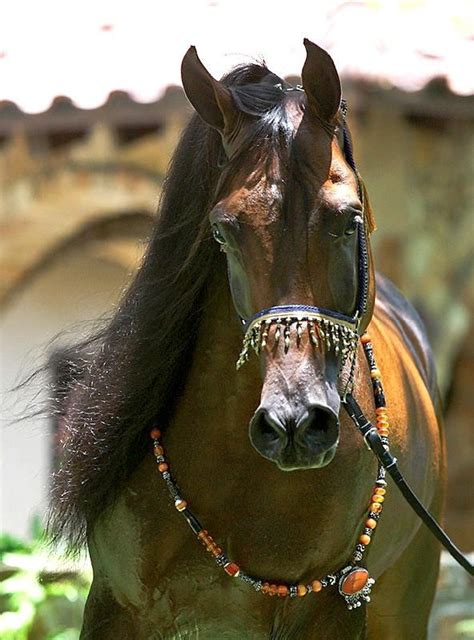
[182,509,202,534]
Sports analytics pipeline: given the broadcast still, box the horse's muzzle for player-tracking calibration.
[249,403,339,470]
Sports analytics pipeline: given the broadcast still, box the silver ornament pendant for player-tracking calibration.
[338,566,375,610]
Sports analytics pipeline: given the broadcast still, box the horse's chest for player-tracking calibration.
[87,449,373,638]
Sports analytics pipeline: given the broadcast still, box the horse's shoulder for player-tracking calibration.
[373,272,439,405]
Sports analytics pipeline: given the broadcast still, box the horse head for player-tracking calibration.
[181,40,375,471]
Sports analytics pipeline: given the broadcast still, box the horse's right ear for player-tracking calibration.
[181,46,238,134]
[302,39,341,125]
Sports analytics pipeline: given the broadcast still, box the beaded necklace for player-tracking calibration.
[150,332,389,610]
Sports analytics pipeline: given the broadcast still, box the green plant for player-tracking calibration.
[0,519,91,640]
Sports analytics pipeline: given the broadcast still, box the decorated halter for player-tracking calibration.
[236,96,370,396]
[150,124,385,606]
[236,221,368,382]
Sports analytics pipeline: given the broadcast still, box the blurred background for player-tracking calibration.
[0,0,472,638]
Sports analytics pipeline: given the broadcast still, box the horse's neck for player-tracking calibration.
[166,279,262,463]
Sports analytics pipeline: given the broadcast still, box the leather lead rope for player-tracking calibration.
[343,393,474,576]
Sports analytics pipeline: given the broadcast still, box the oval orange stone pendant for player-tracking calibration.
[340,568,369,594]
[338,566,375,609]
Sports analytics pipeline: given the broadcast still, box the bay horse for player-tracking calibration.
[51,40,445,639]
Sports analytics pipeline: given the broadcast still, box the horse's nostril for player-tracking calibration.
[249,409,287,460]
[296,406,339,449]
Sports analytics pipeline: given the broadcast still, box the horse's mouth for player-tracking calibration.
[255,440,339,471]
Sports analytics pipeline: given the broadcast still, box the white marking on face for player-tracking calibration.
[270,183,280,199]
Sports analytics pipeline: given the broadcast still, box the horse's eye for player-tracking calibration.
[344,221,357,237]
[212,225,226,245]
[344,215,363,237]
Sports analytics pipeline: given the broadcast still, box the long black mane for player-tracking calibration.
[49,62,302,549]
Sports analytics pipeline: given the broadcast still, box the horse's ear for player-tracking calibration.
[302,39,341,125]
[181,46,238,134]
[360,179,377,234]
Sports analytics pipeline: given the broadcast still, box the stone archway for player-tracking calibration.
[0,211,152,538]
[1,159,162,307]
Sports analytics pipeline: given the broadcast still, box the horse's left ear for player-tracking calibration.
[302,39,341,125]
[181,46,238,134]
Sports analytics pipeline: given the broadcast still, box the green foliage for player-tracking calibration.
[455,619,474,638]
[0,520,91,640]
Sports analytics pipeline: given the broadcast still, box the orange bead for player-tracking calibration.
[361,334,371,344]
[311,580,323,592]
[371,502,382,513]
[224,562,240,577]
[366,518,377,529]
[297,584,308,597]
[150,427,161,439]
[158,462,168,472]
[269,584,278,596]
[375,407,387,415]
[154,445,164,456]
[211,546,222,557]
[278,585,289,597]
[372,495,384,503]
[370,369,381,379]
[261,582,270,594]
[359,534,371,545]
[377,418,389,427]
[378,428,389,436]
[374,487,386,495]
